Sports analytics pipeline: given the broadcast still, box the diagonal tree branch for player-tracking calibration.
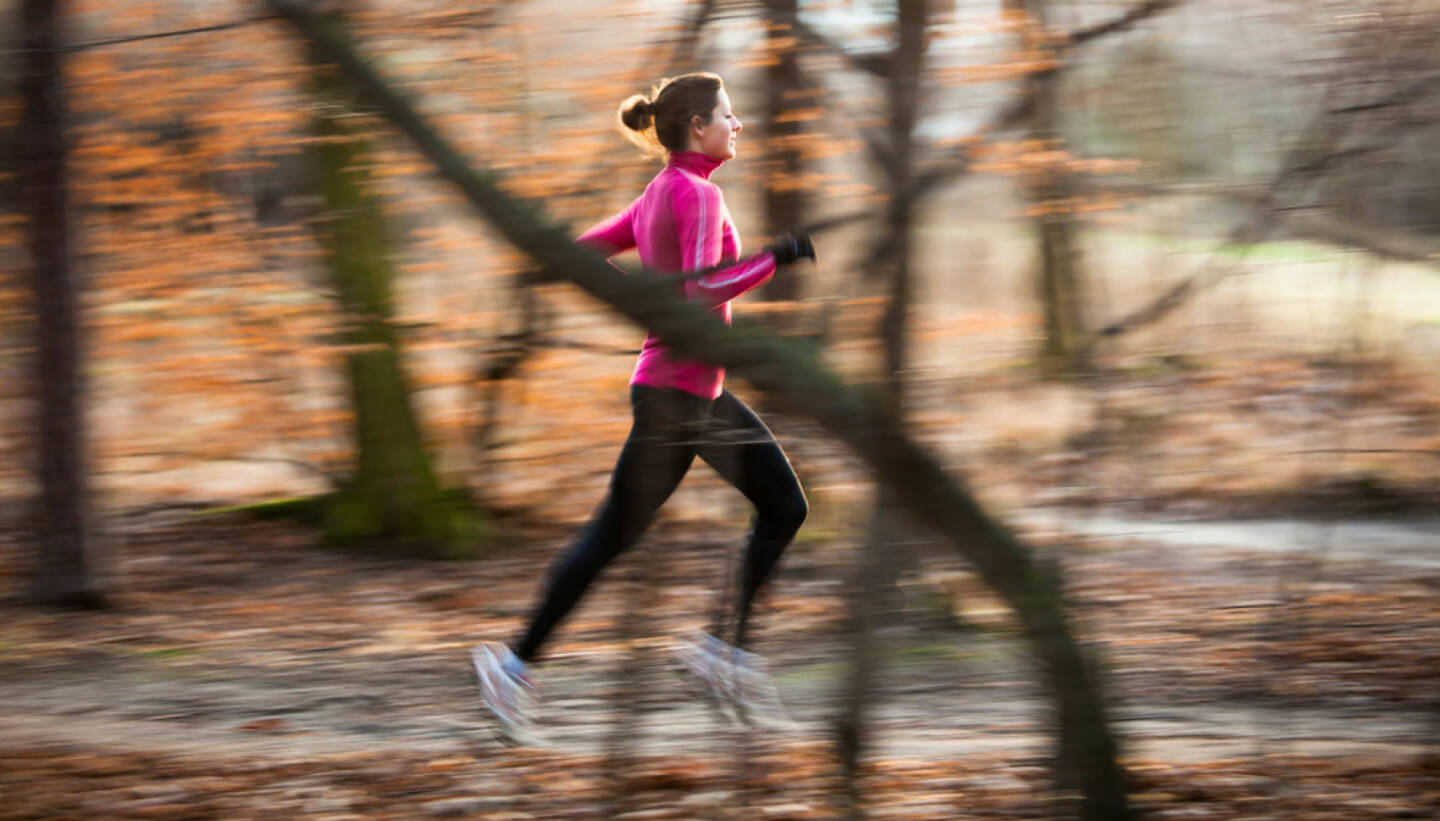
[53,17,274,53]
[784,12,891,79]
[907,91,1034,204]
[1282,209,1440,265]
[1331,69,1440,115]
[1067,0,1183,47]
[265,2,1132,815]
[1087,223,1267,344]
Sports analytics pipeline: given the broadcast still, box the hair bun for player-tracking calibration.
[620,95,653,132]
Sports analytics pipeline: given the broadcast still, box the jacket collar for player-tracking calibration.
[667,150,724,180]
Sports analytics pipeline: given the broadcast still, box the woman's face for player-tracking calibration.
[693,88,742,160]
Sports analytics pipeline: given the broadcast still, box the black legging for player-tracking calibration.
[513,385,807,662]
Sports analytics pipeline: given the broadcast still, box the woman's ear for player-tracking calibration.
[691,114,704,135]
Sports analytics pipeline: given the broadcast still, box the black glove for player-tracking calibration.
[765,231,815,266]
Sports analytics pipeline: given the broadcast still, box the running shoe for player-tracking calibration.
[469,641,542,745]
[670,630,792,728]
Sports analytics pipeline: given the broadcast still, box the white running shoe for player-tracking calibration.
[469,642,542,745]
[670,630,792,728]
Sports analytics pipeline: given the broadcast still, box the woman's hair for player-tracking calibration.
[618,72,723,157]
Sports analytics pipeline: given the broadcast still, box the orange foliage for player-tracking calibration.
[0,1,1148,510]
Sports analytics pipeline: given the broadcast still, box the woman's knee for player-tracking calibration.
[763,486,807,537]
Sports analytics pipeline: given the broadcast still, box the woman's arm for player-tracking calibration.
[675,183,776,305]
[576,198,639,257]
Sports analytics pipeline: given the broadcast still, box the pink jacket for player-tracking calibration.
[577,150,777,398]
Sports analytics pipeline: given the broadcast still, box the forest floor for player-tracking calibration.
[7,215,1440,813]
[2,483,1437,818]
[6,345,1440,820]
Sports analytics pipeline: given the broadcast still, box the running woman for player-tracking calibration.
[471,72,814,739]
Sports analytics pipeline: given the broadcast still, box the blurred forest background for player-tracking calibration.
[2,0,1438,818]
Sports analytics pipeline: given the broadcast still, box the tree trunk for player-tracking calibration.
[837,4,929,814]
[879,0,927,401]
[835,484,907,819]
[760,0,808,303]
[1022,0,1088,377]
[303,16,487,557]
[22,0,101,607]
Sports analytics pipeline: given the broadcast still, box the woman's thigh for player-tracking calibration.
[602,386,709,527]
[696,391,803,509]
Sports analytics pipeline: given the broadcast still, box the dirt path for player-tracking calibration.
[7,651,1430,761]
[2,513,1437,820]
[2,636,1430,765]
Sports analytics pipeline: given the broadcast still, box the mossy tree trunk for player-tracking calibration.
[303,15,486,557]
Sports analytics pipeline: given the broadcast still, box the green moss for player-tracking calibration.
[196,491,489,559]
[320,485,490,559]
[138,646,196,661]
[322,490,381,545]
[197,496,329,524]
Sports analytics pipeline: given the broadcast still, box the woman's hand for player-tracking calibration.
[765,232,815,266]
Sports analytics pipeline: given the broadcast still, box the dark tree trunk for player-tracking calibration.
[666,0,718,72]
[878,0,927,405]
[835,484,906,820]
[837,4,930,816]
[760,0,808,303]
[22,0,101,607]
[1022,0,1088,377]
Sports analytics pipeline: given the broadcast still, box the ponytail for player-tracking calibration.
[619,95,653,132]
[616,73,723,158]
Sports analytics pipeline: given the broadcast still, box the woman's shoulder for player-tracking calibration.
[656,165,721,201]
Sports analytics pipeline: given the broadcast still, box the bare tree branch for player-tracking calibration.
[1331,69,1440,115]
[1110,177,1440,266]
[784,13,891,78]
[53,18,274,53]
[1067,0,1184,47]
[1087,51,1440,350]
[1296,449,1440,459]
[1283,208,1440,265]
[1088,226,1266,343]
[907,92,1034,204]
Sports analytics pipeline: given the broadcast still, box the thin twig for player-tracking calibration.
[782,12,891,79]
[54,18,277,53]
[1067,0,1184,46]
[1294,448,1440,459]
[1330,69,1440,115]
